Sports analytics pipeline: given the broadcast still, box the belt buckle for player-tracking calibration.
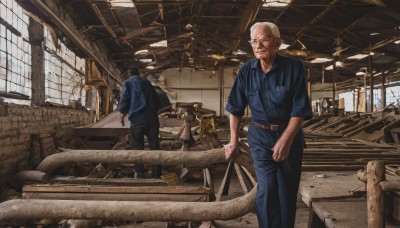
[270,124,279,131]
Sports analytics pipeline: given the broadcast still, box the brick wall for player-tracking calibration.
[0,104,92,190]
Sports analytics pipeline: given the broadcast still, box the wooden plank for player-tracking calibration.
[50,177,167,186]
[302,165,365,172]
[23,184,209,194]
[216,162,234,201]
[234,163,249,194]
[311,201,367,228]
[22,192,209,202]
[299,171,364,206]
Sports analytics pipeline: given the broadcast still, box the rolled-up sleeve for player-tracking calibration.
[225,68,247,117]
[118,81,129,114]
[290,64,313,120]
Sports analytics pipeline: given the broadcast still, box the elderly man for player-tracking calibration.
[224,22,313,228]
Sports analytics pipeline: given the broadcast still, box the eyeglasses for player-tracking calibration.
[248,38,274,46]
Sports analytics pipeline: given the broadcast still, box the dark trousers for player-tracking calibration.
[248,124,304,228]
[129,119,161,178]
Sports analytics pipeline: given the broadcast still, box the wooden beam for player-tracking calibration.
[50,176,166,186]
[23,184,211,202]
[29,18,45,106]
[29,0,122,83]
[121,26,163,41]
[232,0,261,49]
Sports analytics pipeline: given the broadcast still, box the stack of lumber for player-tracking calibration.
[303,138,399,172]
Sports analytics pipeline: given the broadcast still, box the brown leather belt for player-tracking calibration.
[253,121,287,131]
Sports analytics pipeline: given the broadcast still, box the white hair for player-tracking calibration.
[250,22,280,38]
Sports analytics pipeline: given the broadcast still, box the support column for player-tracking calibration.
[332,57,337,115]
[307,64,312,102]
[368,53,374,112]
[381,70,386,109]
[219,68,224,117]
[29,18,45,106]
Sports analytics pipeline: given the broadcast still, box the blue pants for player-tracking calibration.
[248,124,304,228]
[129,119,161,178]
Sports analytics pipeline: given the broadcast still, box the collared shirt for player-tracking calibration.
[118,75,160,127]
[226,55,313,125]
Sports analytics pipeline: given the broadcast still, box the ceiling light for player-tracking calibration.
[347,54,368,60]
[324,61,343,70]
[394,39,400,44]
[370,32,380,36]
[109,0,134,8]
[208,54,226,60]
[310,58,332,63]
[233,50,247,55]
[230,58,241,62]
[135,49,148,55]
[356,71,365,76]
[150,40,167,47]
[146,66,155,69]
[279,43,290,50]
[139,58,152,63]
[262,0,291,7]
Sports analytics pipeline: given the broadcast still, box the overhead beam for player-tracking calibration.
[232,0,262,49]
[121,25,164,40]
[29,0,123,84]
[290,0,340,47]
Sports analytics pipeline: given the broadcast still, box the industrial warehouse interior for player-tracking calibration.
[1,0,400,227]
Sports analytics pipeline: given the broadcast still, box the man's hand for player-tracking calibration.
[224,143,238,160]
[272,140,291,162]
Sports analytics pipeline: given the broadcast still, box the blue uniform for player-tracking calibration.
[119,75,162,178]
[226,55,312,228]
[119,75,160,127]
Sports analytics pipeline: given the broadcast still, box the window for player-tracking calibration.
[0,0,31,98]
[44,29,86,106]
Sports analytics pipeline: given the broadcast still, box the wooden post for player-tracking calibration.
[95,87,100,121]
[307,64,312,102]
[381,70,386,109]
[29,18,45,106]
[368,53,374,112]
[366,160,385,228]
[332,57,337,115]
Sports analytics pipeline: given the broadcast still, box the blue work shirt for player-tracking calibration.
[118,75,160,127]
[226,55,312,124]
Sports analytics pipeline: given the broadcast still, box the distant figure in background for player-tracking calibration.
[224,22,313,227]
[118,67,162,178]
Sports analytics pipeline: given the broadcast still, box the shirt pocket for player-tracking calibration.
[273,86,290,104]
[245,89,264,113]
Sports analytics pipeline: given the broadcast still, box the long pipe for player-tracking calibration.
[36,149,254,176]
[0,187,256,223]
[0,149,256,224]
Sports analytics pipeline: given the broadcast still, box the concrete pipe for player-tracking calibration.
[0,149,256,224]
[36,148,254,176]
[0,186,256,223]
